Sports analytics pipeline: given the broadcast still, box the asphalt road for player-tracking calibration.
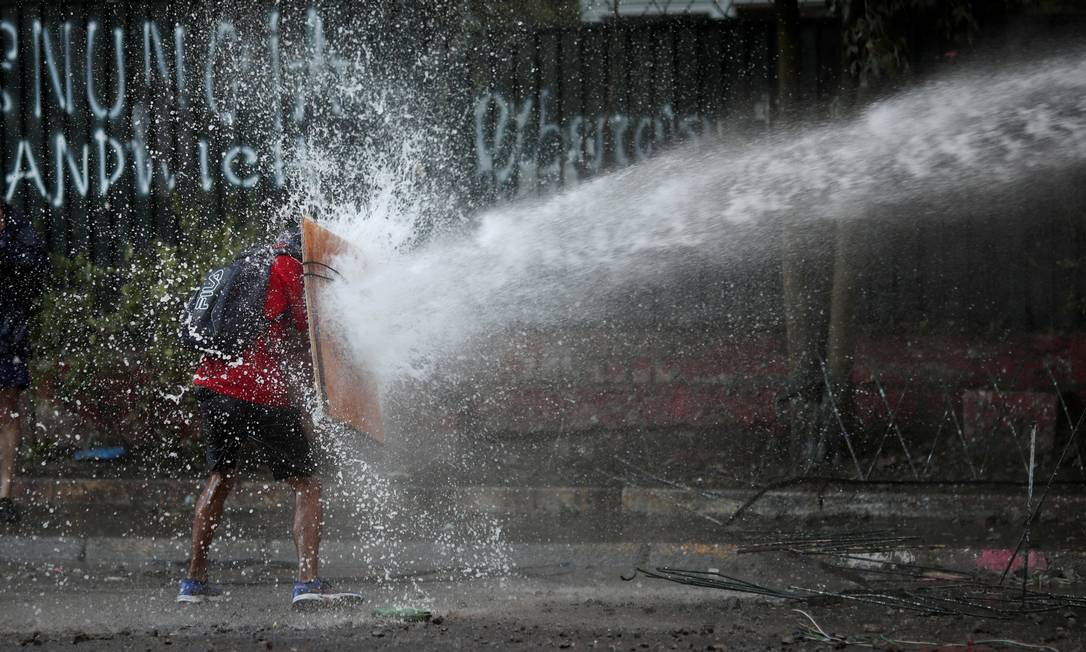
[1,551,1083,651]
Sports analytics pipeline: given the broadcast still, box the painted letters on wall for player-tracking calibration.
[0,9,343,207]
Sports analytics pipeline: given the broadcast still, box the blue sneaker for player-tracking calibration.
[291,578,364,611]
[176,578,224,604]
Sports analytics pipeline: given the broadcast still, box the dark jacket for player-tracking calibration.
[0,204,47,357]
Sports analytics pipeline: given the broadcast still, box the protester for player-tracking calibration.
[179,224,362,609]
[0,203,46,525]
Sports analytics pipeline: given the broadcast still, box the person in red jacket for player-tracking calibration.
[178,226,361,610]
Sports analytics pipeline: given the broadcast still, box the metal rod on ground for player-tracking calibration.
[660,568,790,594]
[613,456,724,500]
[594,467,726,527]
[944,390,978,480]
[725,477,802,525]
[1000,408,1086,585]
[740,531,903,546]
[795,551,980,581]
[899,590,1016,620]
[817,561,970,582]
[820,360,864,480]
[1024,588,1086,608]
[634,561,1086,619]
[1044,362,1086,481]
[752,420,779,483]
[632,568,805,600]
[1024,424,1036,598]
[791,585,948,615]
[923,406,950,476]
[875,376,917,478]
[863,382,908,480]
[988,372,1030,475]
[738,534,920,554]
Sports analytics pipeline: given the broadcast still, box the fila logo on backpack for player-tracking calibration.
[179,245,294,359]
[195,269,226,311]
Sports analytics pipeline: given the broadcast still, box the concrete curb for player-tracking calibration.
[2,535,1082,578]
[12,478,1086,522]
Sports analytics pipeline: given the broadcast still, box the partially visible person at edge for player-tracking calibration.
[178,225,362,610]
[0,203,46,524]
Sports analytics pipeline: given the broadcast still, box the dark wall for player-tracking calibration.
[0,1,289,263]
[2,2,1083,334]
[0,1,460,264]
[0,3,838,260]
[467,18,840,198]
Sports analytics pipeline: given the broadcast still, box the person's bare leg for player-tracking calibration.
[286,476,322,582]
[0,389,21,500]
[188,470,236,582]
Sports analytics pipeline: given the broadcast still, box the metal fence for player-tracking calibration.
[467,18,840,197]
[0,1,839,264]
[1,2,1083,332]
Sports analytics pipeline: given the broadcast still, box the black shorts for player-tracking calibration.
[195,388,317,481]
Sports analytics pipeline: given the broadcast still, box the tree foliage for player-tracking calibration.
[834,0,979,87]
[30,210,263,451]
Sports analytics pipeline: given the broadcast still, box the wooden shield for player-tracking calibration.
[301,217,385,443]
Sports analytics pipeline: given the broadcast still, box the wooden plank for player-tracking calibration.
[655,22,676,112]
[603,23,629,170]
[58,0,89,256]
[511,29,537,196]
[102,0,133,262]
[301,216,384,443]
[558,28,581,186]
[673,23,698,117]
[148,0,181,244]
[125,2,154,251]
[815,19,840,110]
[37,2,68,256]
[799,21,818,109]
[698,24,723,123]
[750,20,771,128]
[579,26,606,177]
[485,28,519,197]
[605,25,629,169]
[537,30,561,190]
[626,26,653,164]
[721,22,743,124]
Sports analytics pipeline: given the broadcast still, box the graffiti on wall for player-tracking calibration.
[473,89,714,190]
[0,8,350,207]
[3,6,776,209]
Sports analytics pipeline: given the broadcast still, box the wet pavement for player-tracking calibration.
[1,539,1085,651]
[2,521,1086,647]
[4,476,1086,649]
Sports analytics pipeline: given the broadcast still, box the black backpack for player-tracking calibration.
[179,245,294,359]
